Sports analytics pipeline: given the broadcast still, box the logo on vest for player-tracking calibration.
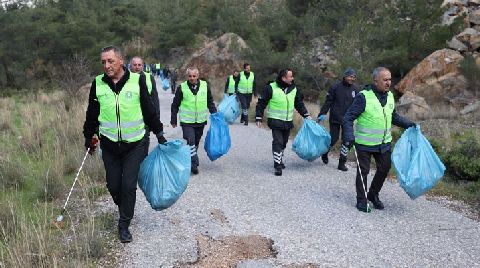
[126,91,133,99]
[389,103,394,109]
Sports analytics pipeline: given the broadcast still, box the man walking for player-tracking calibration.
[130,56,160,144]
[236,63,256,125]
[171,67,217,175]
[255,69,310,176]
[224,70,239,96]
[343,67,416,212]
[83,46,166,242]
[317,67,359,171]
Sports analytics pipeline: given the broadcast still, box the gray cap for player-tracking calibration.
[343,67,356,77]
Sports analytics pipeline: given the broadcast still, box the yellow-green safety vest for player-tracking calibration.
[354,89,394,146]
[145,65,151,73]
[227,75,236,94]
[96,72,145,143]
[145,73,153,94]
[238,71,254,94]
[155,63,161,69]
[267,82,297,121]
[179,80,208,123]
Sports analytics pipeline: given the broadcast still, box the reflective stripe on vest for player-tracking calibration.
[96,72,145,142]
[238,71,254,94]
[267,82,296,121]
[179,80,208,123]
[227,75,236,94]
[354,89,394,146]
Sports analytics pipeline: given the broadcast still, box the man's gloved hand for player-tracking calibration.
[156,133,167,144]
[85,136,98,155]
[317,114,326,122]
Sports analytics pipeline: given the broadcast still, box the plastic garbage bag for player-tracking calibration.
[204,112,231,161]
[392,126,446,199]
[162,78,170,91]
[292,119,331,161]
[138,139,191,211]
[218,94,240,124]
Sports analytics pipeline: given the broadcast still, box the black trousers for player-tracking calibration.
[101,137,148,229]
[355,148,391,201]
[182,125,205,167]
[237,93,252,120]
[272,128,290,168]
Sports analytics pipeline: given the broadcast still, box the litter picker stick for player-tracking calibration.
[353,145,371,212]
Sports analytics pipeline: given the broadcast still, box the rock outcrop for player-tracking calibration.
[179,33,249,98]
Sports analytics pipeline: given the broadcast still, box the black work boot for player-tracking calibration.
[321,153,329,164]
[240,114,245,123]
[244,116,248,126]
[119,227,132,243]
[338,156,348,171]
[356,199,371,213]
[274,167,282,176]
[191,165,199,175]
[367,192,384,210]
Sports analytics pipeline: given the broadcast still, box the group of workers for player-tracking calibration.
[83,45,416,243]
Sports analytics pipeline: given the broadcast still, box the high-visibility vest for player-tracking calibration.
[145,64,151,73]
[238,71,254,94]
[227,75,236,94]
[354,89,394,146]
[179,80,208,123]
[155,63,161,69]
[267,82,297,121]
[145,73,153,94]
[96,72,145,142]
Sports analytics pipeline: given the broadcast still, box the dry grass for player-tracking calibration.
[0,97,15,132]
[0,91,111,267]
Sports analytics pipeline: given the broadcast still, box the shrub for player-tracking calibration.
[443,138,480,181]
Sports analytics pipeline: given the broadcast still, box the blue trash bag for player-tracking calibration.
[392,126,446,199]
[218,94,240,124]
[292,119,331,161]
[138,139,191,211]
[204,112,231,161]
[162,78,170,91]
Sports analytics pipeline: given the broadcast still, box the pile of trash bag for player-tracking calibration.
[162,78,170,91]
[138,139,191,210]
[218,94,241,124]
[292,119,331,161]
[204,112,231,161]
[392,126,446,199]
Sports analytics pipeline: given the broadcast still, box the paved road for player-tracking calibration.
[119,78,480,267]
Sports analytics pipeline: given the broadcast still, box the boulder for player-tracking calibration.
[179,33,249,98]
[455,27,480,50]
[396,91,432,120]
[469,9,480,25]
[447,36,468,51]
[395,49,467,105]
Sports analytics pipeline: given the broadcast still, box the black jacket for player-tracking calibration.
[318,79,359,124]
[83,68,163,153]
[342,84,415,153]
[171,80,217,127]
[235,71,257,96]
[255,78,310,130]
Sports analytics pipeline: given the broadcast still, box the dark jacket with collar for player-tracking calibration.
[342,84,415,153]
[83,68,163,153]
[255,78,310,130]
[171,79,217,127]
[318,79,359,124]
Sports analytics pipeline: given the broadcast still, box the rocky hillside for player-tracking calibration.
[396,0,480,120]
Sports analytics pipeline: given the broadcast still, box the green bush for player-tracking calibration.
[443,139,480,181]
